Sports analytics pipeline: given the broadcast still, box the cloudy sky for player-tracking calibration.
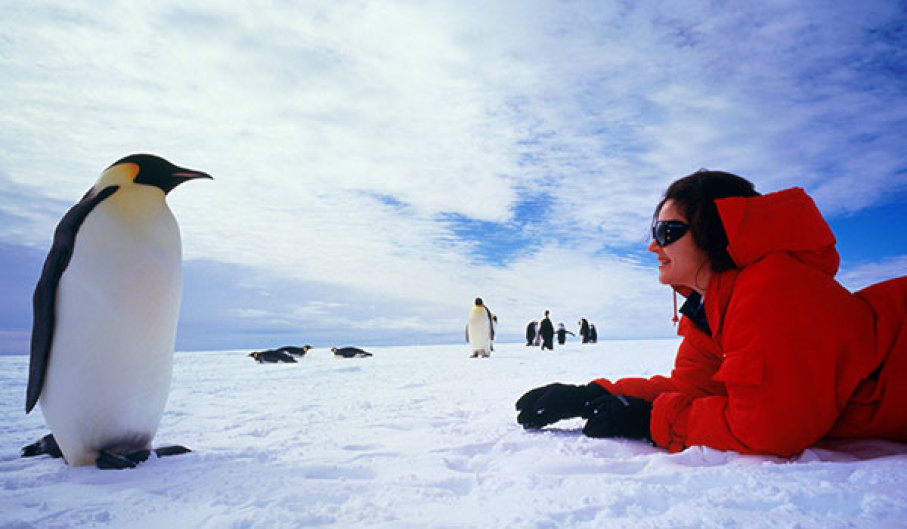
[1,1,905,353]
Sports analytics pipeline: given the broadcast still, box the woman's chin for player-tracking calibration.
[657,268,672,284]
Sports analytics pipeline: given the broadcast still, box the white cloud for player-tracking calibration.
[838,255,907,293]
[1,1,905,347]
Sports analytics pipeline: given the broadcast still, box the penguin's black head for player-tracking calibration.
[475,297,483,306]
[110,153,213,194]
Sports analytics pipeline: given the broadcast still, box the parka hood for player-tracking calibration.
[715,187,839,275]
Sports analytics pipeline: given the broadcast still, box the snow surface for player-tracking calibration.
[2,340,906,528]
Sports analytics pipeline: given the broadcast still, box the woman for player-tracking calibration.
[516,170,907,457]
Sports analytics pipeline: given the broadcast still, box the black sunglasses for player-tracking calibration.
[652,220,690,247]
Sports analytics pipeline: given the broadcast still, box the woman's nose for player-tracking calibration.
[647,238,659,253]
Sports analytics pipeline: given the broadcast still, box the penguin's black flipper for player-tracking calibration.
[154,445,192,457]
[21,433,63,458]
[26,186,120,414]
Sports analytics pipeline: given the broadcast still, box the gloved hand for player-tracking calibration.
[516,382,610,429]
[581,394,652,439]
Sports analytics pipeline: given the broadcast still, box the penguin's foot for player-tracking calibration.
[96,449,150,469]
[21,434,63,458]
[95,445,191,469]
[154,445,192,458]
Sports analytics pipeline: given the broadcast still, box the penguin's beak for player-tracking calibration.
[164,166,213,194]
[171,166,213,183]
[173,171,212,180]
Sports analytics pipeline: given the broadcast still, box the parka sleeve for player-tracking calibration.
[591,318,725,402]
[650,255,872,457]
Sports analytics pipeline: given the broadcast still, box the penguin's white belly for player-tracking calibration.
[40,200,181,466]
[467,311,492,353]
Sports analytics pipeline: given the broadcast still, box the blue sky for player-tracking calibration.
[1,1,905,353]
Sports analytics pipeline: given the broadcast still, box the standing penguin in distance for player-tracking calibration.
[466,297,494,358]
[22,154,211,469]
[539,310,555,351]
[555,322,575,345]
[578,318,591,343]
[525,321,539,346]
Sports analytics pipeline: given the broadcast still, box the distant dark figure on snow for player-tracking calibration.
[589,325,598,343]
[248,350,297,363]
[525,321,539,346]
[539,311,555,351]
[579,318,592,343]
[332,347,373,358]
[556,322,575,345]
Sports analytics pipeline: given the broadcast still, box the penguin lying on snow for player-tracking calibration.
[22,154,211,469]
[247,345,311,363]
[331,347,373,358]
[248,350,297,363]
[277,345,311,357]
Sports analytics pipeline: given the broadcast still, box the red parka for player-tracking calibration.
[593,187,907,457]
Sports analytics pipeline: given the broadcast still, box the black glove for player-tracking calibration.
[516,382,610,429]
[581,395,652,440]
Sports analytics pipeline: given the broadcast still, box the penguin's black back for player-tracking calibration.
[27,186,120,413]
[277,346,309,356]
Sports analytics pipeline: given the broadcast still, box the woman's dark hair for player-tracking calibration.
[654,170,760,273]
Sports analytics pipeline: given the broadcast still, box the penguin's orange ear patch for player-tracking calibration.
[119,162,141,180]
[94,162,141,189]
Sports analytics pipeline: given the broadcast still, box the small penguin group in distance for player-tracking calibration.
[22,154,212,469]
[247,345,374,363]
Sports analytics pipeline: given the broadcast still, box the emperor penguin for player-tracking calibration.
[248,350,298,363]
[466,297,494,358]
[331,346,373,358]
[278,345,311,357]
[23,154,212,469]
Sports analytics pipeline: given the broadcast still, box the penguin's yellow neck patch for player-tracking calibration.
[93,162,169,224]
[95,162,140,189]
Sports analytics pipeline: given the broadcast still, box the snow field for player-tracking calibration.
[1,340,905,528]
